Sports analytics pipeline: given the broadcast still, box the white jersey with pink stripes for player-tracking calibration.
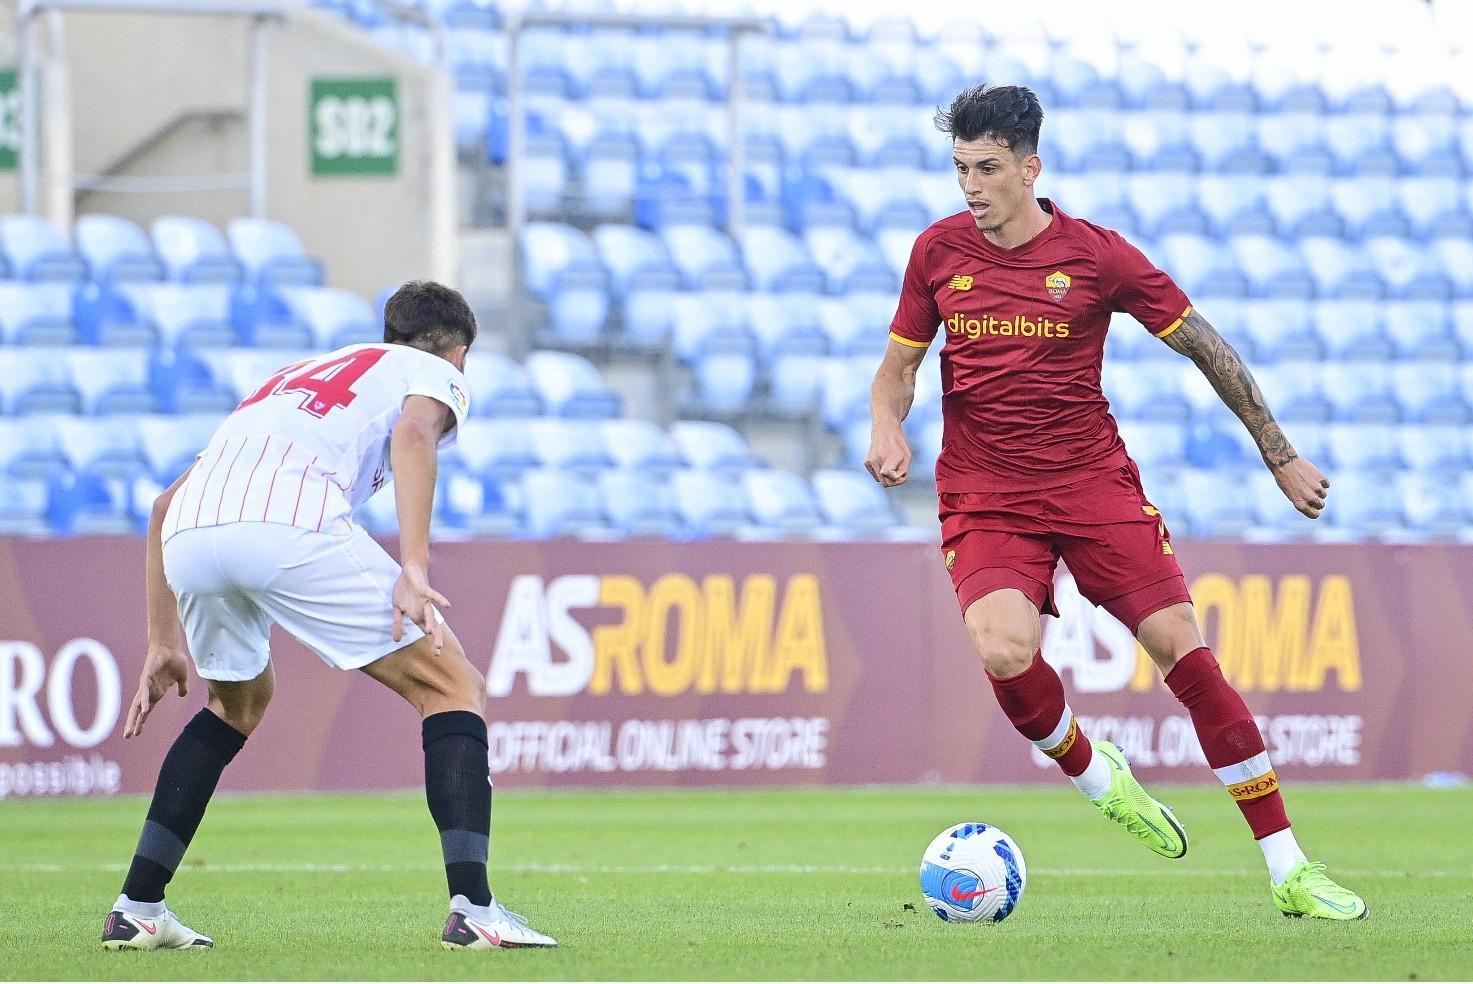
[163,343,469,541]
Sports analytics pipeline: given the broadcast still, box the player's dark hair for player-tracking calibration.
[935,84,1044,157]
[383,280,478,354]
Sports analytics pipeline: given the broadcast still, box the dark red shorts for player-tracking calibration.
[939,461,1191,635]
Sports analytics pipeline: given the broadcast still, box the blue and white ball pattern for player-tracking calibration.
[919,822,1027,923]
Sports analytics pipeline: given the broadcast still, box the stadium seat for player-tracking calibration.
[803,227,896,293]
[1252,361,1331,423]
[1323,470,1407,538]
[0,416,68,479]
[75,214,165,282]
[120,283,238,349]
[54,416,148,479]
[138,415,218,482]
[671,467,751,536]
[0,282,78,345]
[692,351,758,415]
[523,418,612,474]
[1381,301,1458,360]
[809,466,899,534]
[1326,423,1403,471]
[1116,421,1189,468]
[47,469,139,535]
[1319,362,1401,424]
[1403,470,1470,538]
[66,349,156,415]
[1398,424,1469,472]
[1228,235,1313,298]
[226,218,325,287]
[598,419,683,475]
[599,469,683,537]
[669,420,758,473]
[520,467,611,538]
[744,293,829,365]
[460,352,543,418]
[0,348,81,415]
[454,417,542,481]
[1178,467,1257,537]
[275,287,379,349]
[523,350,621,418]
[151,216,247,285]
[1392,361,1469,424]
[1298,238,1382,299]
[660,224,747,290]
[815,292,894,357]
[1312,299,1393,361]
[0,474,51,533]
[0,214,86,281]
[591,224,681,297]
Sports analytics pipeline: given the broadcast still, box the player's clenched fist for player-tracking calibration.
[1271,456,1331,519]
[865,424,912,487]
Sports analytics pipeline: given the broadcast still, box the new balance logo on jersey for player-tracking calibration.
[946,312,1072,340]
[948,275,974,291]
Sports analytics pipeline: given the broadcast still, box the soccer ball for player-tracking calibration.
[919,822,1027,923]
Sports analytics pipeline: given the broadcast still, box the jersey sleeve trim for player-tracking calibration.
[1152,306,1193,339]
[889,331,930,349]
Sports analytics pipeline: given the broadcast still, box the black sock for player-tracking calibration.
[423,710,492,907]
[120,709,247,904]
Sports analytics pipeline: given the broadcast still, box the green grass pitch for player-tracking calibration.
[2,783,1469,980]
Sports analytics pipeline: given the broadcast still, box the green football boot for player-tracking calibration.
[1272,860,1368,920]
[1091,741,1188,859]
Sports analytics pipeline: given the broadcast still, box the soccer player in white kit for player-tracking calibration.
[100,281,556,951]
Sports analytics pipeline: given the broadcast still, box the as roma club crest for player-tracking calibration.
[944,549,957,572]
[1045,270,1071,302]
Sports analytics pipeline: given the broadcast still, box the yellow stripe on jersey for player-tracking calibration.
[1153,306,1193,339]
[889,331,930,349]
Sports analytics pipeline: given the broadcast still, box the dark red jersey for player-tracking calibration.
[889,200,1192,493]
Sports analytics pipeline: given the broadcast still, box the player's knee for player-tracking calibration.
[208,693,270,737]
[970,625,1037,679]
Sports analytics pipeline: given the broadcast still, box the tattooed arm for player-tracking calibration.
[1160,308,1330,519]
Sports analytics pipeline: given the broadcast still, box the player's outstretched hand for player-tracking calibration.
[865,424,913,488]
[393,564,450,655]
[1271,455,1330,519]
[124,645,190,739]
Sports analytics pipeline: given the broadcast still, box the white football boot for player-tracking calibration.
[441,895,557,949]
[101,900,214,950]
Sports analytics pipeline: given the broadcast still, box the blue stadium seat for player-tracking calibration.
[1396,177,1468,237]
[591,224,680,297]
[502,412,605,478]
[692,351,757,414]
[1314,299,1394,361]
[1393,115,1461,176]
[75,214,165,283]
[55,416,148,479]
[0,282,78,345]
[1329,177,1402,239]
[1178,467,1256,537]
[0,416,68,478]
[520,222,603,295]
[461,352,544,418]
[0,348,81,414]
[1319,362,1401,423]
[814,292,893,357]
[1323,470,1407,538]
[1156,233,1246,297]
[666,290,754,363]
[671,467,751,536]
[138,415,217,482]
[819,355,874,429]
[599,469,683,537]
[1382,301,1457,360]
[1403,471,1469,538]
[1398,424,1469,472]
[524,132,572,215]
[669,420,758,473]
[1364,237,1439,298]
[803,228,895,293]
[598,419,683,475]
[744,293,828,364]
[226,218,323,287]
[741,468,822,532]
[454,417,542,481]
[738,226,825,294]
[1116,421,1189,468]
[520,467,610,538]
[275,287,379,349]
[1100,361,1189,421]
[768,352,829,416]
[1188,112,1257,172]
[0,214,85,281]
[145,347,237,416]
[1431,238,1473,297]
[151,216,244,284]
[1454,302,1473,355]
[1227,235,1312,298]
[1298,237,1382,299]
[0,475,50,533]
[660,224,747,289]
[1183,420,1255,469]
[1392,361,1469,424]
[810,467,899,533]
[1327,422,1403,471]
[1196,176,1268,237]
[120,283,238,349]
[47,469,139,535]
[67,349,156,414]
[524,350,621,418]
[1124,173,1198,238]
[1252,361,1331,423]
[1324,114,1394,175]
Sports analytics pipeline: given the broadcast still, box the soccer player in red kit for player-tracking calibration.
[867,85,1365,920]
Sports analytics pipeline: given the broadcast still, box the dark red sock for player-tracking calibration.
[1165,646,1290,839]
[987,652,1093,777]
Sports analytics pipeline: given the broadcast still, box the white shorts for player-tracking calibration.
[163,522,431,681]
